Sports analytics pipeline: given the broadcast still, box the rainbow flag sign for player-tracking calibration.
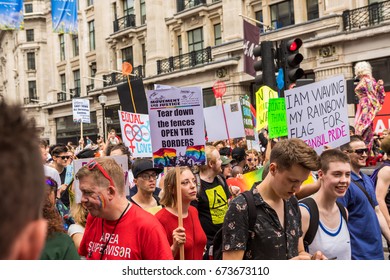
[226,168,264,192]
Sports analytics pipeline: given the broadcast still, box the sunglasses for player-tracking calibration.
[45,177,58,194]
[56,155,70,160]
[87,160,115,187]
[350,148,368,155]
[247,158,258,162]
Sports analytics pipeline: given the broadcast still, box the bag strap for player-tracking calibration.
[351,179,375,209]
[241,190,257,231]
[336,201,347,222]
[299,197,319,250]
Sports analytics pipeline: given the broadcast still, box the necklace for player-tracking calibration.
[99,202,130,260]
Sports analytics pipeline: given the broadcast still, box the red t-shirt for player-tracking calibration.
[79,204,173,260]
[155,206,207,260]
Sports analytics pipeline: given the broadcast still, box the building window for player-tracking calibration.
[72,35,79,57]
[26,29,34,42]
[60,74,66,92]
[141,44,146,66]
[87,0,94,6]
[90,64,97,87]
[188,27,203,52]
[178,35,182,55]
[214,23,221,46]
[73,70,80,97]
[28,81,37,99]
[122,46,133,64]
[140,0,146,24]
[255,10,264,33]
[88,20,95,51]
[307,0,319,20]
[270,0,294,29]
[124,0,134,15]
[25,3,33,13]
[27,52,36,70]
[59,34,65,61]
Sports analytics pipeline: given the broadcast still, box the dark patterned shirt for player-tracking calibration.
[222,188,302,260]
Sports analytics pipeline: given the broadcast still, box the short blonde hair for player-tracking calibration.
[199,145,218,172]
[75,157,125,195]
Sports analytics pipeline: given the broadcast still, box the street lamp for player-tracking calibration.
[98,94,107,142]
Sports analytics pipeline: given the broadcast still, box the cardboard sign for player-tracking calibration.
[72,98,90,123]
[147,86,206,168]
[285,75,350,153]
[118,110,152,158]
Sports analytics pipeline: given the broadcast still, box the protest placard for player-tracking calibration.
[147,86,206,168]
[240,95,255,140]
[285,75,350,153]
[204,102,246,142]
[268,98,288,139]
[256,85,278,130]
[72,98,90,123]
[118,110,152,158]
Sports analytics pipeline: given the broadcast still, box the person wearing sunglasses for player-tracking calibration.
[244,149,261,174]
[338,135,390,259]
[49,145,71,208]
[75,157,172,260]
[130,158,164,214]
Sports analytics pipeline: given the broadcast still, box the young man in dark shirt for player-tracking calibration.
[222,138,325,260]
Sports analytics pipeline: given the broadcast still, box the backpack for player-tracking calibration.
[209,190,257,260]
[299,197,347,251]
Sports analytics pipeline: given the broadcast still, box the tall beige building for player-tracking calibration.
[0,0,389,144]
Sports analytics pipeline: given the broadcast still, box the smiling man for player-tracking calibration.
[339,135,390,259]
[299,149,352,260]
[222,138,324,260]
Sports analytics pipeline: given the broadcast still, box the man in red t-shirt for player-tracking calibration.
[76,157,172,260]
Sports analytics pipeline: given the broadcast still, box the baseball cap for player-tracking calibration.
[221,156,232,166]
[132,158,163,178]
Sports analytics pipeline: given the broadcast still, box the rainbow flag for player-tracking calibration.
[226,168,264,192]
[185,145,206,165]
[250,104,257,129]
[153,148,177,168]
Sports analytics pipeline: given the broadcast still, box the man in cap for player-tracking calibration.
[130,159,163,214]
[220,155,233,179]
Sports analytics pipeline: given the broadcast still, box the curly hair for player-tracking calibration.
[354,61,372,77]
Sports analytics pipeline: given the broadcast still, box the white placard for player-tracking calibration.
[118,110,152,158]
[285,75,350,153]
[204,102,246,142]
[72,98,90,123]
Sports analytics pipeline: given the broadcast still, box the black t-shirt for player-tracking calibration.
[191,176,231,246]
[59,168,70,208]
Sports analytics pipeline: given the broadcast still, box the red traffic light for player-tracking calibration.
[287,38,302,52]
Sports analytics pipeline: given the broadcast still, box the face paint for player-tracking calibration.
[97,195,106,209]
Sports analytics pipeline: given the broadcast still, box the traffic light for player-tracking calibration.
[253,41,276,90]
[279,38,304,89]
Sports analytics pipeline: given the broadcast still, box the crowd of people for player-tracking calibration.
[1,59,390,261]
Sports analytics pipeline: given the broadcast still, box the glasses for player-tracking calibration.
[138,173,158,181]
[350,148,368,155]
[56,155,70,160]
[87,160,115,187]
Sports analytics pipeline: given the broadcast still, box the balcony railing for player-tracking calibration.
[177,0,206,13]
[157,47,212,75]
[86,84,95,93]
[57,92,67,102]
[343,1,390,31]
[70,87,80,98]
[102,65,144,87]
[113,14,136,32]
[24,96,39,105]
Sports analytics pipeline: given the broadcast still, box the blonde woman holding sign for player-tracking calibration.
[156,167,207,260]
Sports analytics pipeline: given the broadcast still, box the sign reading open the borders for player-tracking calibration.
[147,86,206,168]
